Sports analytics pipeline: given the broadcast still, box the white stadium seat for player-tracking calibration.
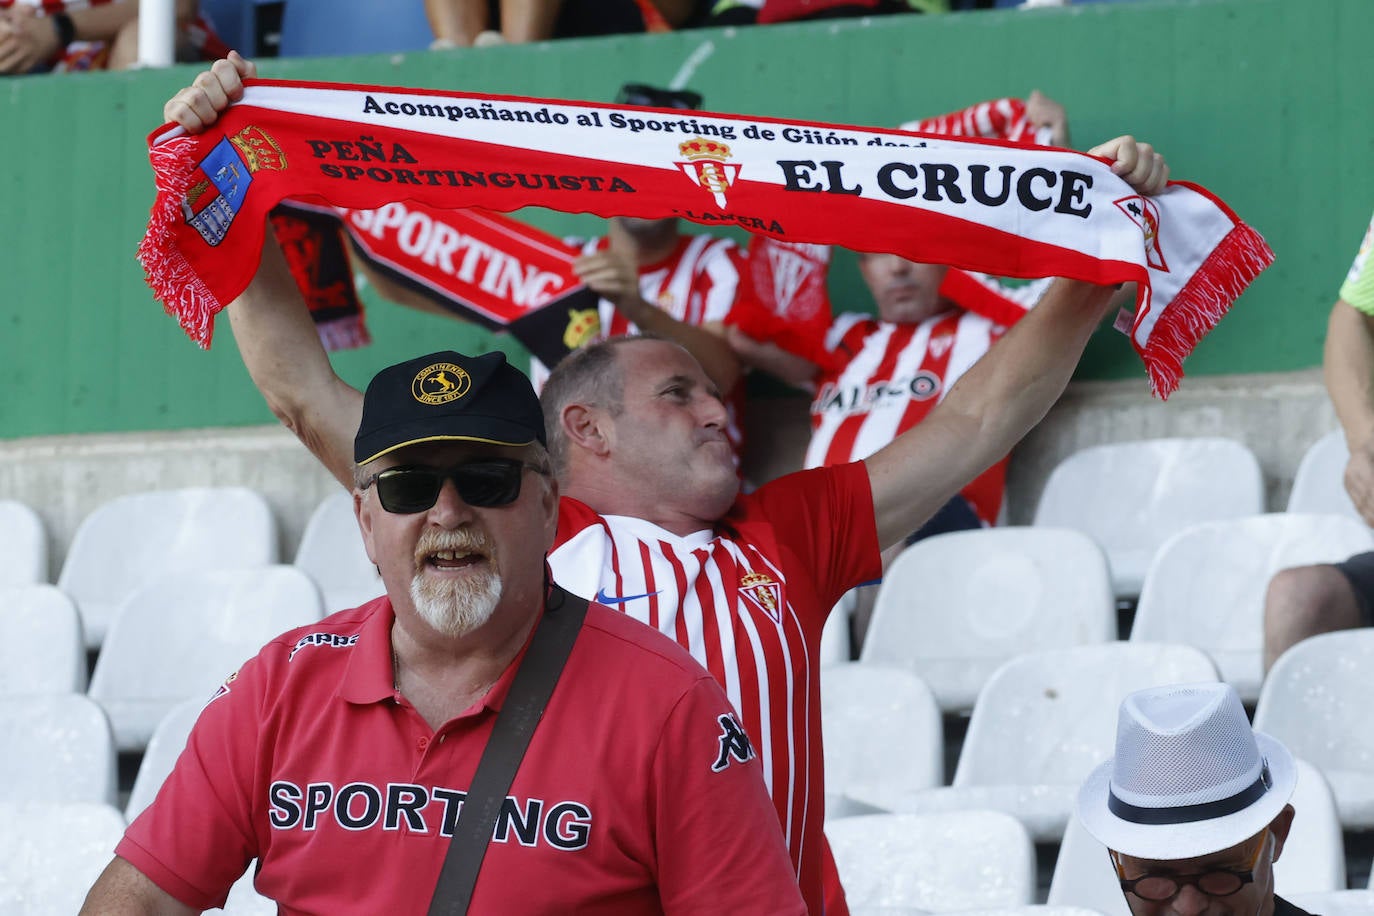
[0,499,47,587]
[1285,892,1374,916]
[1032,437,1264,598]
[822,663,943,816]
[89,565,323,751]
[293,490,383,614]
[0,694,118,805]
[124,698,205,821]
[826,811,1035,911]
[1255,628,1374,829]
[0,584,87,694]
[849,642,1218,841]
[1288,429,1364,522]
[0,801,126,915]
[1130,513,1374,702]
[861,527,1115,711]
[58,486,280,648]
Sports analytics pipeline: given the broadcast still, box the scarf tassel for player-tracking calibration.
[137,134,224,349]
[1138,223,1275,400]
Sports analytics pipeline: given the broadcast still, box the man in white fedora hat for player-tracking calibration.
[1076,682,1307,916]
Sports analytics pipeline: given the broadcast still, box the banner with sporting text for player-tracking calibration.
[140,78,1274,397]
[280,200,601,365]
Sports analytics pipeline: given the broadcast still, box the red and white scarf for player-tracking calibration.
[140,78,1273,397]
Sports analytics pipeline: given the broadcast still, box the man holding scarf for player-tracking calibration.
[161,52,1181,913]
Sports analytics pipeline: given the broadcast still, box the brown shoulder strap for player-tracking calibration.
[426,585,590,916]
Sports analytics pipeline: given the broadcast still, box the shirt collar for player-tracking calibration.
[338,594,545,715]
[339,596,400,705]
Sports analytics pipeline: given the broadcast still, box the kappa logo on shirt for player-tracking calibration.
[288,632,361,662]
[711,713,756,772]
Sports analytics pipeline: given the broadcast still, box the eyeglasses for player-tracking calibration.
[1114,830,1267,902]
[362,460,547,513]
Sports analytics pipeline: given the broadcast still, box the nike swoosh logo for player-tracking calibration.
[595,587,662,605]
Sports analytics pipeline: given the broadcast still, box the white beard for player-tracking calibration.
[410,568,503,638]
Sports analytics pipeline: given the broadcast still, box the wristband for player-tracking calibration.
[52,12,76,48]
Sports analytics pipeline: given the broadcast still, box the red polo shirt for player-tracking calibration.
[118,597,804,914]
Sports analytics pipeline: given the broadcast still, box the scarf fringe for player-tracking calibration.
[315,315,372,352]
[136,135,222,349]
[1138,222,1275,400]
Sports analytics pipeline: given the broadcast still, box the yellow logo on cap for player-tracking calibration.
[412,363,471,405]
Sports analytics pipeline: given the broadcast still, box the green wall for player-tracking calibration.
[2,0,1369,438]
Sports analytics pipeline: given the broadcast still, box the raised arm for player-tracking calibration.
[575,246,745,395]
[864,135,1169,548]
[80,857,199,916]
[1325,298,1374,524]
[164,54,363,487]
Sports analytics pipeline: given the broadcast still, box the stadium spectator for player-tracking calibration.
[163,52,1168,913]
[1076,682,1303,916]
[425,0,708,47]
[729,91,1076,541]
[1263,207,1374,670]
[0,0,223,74]
[78,348,804,913]
[707,0,946,27]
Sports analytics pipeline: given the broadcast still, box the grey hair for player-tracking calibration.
[540,336,663,480]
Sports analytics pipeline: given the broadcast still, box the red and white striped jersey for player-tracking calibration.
[805,308,1009,525]
[580,233,750,338]
[549,462,882,916]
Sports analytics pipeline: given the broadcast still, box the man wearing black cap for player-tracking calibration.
[80,349,805,913]
[162,55,1170,916]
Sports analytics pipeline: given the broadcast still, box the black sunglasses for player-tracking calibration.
[363,459,547,513]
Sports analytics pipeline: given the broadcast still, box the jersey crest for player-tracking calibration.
[739,570,783,624]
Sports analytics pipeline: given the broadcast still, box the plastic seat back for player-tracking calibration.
[826,811,1035,910]
[1131,513,1374,702]
[1285,892,1374,916]
[90,565,322,751]
[0,584,86,694]
[294,490,383,614]
[0,694,117,805]
[862,527,1114,711]
[1275,759,1346,893]
[1033,438,1264,597]
[58,486,279,648]
[1255,628,1374,829]
[1046,815,1131,914]
[955,643,1218,789]
[1288,429,1363,521]
[278,0,434,57]
[0,499,47,586]
[0,801,126,915]
[822,663,943,806]
[125,698,206,821]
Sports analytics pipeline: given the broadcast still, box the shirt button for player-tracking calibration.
[417,737,429,751]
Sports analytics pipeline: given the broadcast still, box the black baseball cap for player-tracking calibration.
[353,350,546,465]
[616,83,702,111]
